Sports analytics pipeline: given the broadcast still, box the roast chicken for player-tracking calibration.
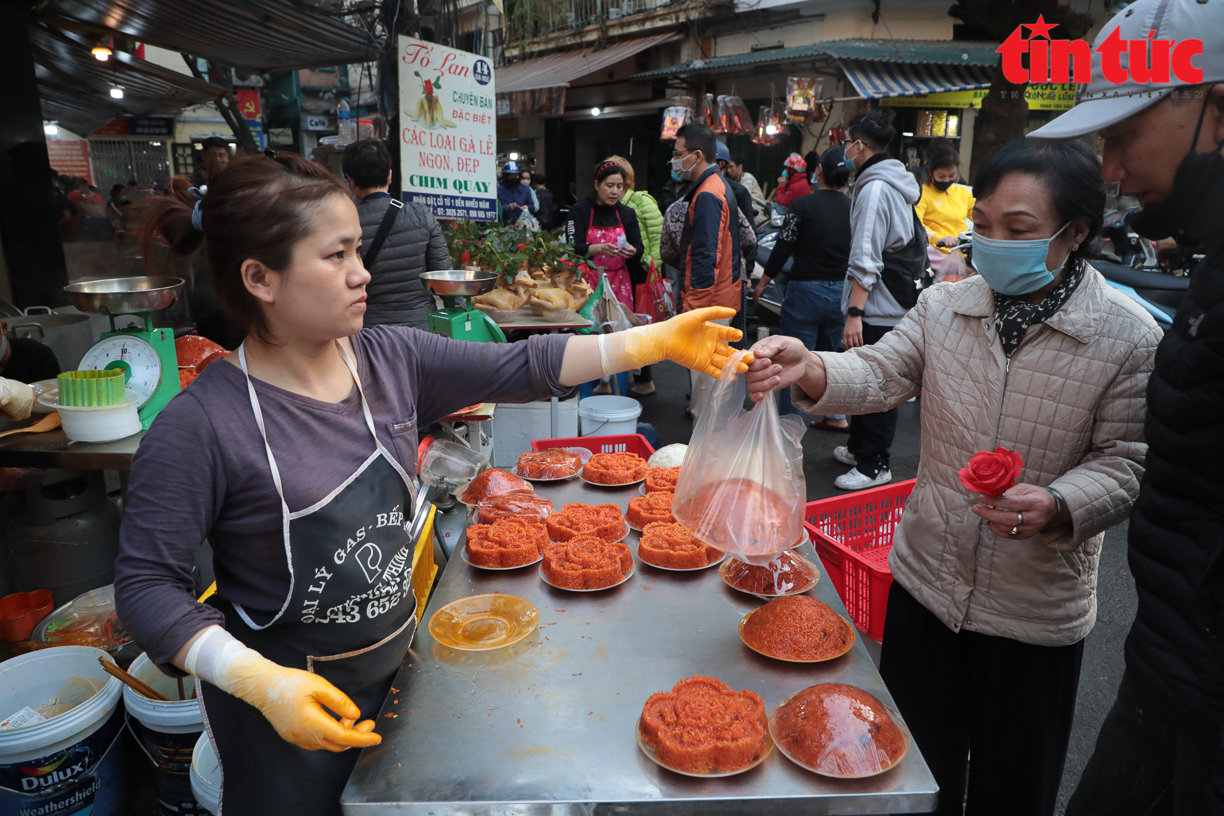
[530,281,593,312]
[473,273,539,313]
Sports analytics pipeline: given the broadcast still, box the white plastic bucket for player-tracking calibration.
[0,646,127,815]
[577,395,641,437]
[189,733,220,815]
[124,653,205,814]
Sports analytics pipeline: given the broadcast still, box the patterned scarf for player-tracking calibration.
[992,258,1085,358]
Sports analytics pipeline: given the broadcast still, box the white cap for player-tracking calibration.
[1029,0,1224,141]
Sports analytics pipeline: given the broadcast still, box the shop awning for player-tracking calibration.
[498,32,678,93]
[31,24,227,136]
[631,38,1000,81]
[35,0,375,73]
[838,58,993,98]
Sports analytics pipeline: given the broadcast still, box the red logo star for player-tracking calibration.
[1023,14,1058,39]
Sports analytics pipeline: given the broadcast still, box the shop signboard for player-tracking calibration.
[301,114,332,131]
[883,83,1075,111]
[398,35,497,221]
[47,140,93,183]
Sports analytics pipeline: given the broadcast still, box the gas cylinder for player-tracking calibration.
[4,469,121,606]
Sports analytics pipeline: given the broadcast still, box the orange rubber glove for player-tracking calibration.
[185,626,380,752]
[598,306,752,378]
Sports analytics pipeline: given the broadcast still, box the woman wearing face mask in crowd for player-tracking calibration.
[915,139,975,276]
[745,138,1161,816]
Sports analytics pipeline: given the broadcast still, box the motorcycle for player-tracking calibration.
[751,204,790,324]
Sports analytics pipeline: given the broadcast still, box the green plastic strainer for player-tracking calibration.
[58,369,126,407]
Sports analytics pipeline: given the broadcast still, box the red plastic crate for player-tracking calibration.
[804,479,915,642]
[531,434,656,458]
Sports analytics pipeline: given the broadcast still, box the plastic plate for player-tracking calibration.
[428,594,539,651]
[636,715,774,777]
[718,555,820,600]
[538,561,634,592]
[460,548,544,571]
[768,689,911,778]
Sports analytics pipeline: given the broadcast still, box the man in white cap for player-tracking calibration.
[1028,0,1224,812]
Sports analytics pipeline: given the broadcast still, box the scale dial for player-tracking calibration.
[79,335,162,408]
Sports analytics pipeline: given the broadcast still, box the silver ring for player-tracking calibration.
[1017,511,1024,527]
[1010,526,1020,537]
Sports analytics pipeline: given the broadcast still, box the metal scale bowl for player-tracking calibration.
[62,277,185,431]
[420,270,507,343]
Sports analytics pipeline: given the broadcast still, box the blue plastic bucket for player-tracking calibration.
[124,653,205,815]
[0,646,126,816]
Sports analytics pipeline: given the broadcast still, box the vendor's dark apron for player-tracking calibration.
[200,342,418,816]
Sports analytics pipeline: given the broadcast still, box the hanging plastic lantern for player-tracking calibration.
[786,77,821,123]
[753,105,782,146]
[661,106,692,141]
[697,93,716,129]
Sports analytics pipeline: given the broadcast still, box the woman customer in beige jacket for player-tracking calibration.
[747,139,1161,816]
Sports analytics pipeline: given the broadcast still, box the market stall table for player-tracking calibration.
[489,311,593,332]
[342,477,938,815]
[0,417,140,471]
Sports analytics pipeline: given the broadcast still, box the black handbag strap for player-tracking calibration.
[362,198,404,267]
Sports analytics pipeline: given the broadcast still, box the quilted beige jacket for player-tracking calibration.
[793,267,1161,646]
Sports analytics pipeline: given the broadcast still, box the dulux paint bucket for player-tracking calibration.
[123,653,206,815]
[0,646,126,816]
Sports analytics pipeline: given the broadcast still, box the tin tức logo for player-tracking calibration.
[998,15,1204,86]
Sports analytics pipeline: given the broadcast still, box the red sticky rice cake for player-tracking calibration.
[459,468,533,504]
[477,490,553,524]
[671,477,798,558]
[465,516,549,568]
[742,595,853,660]
[773,684,907,776]
[626,492,675,528]
[546,502,627,542]
[644,466,681,494]
[639,676,768,774]
[540,535,633,589]
[723,551,817,596]
[637,522,722,569]
[582,452,648,485]
[517,449,582,479]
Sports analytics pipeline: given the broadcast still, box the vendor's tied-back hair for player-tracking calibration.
[136,152,350,344]
[594,160,626,185]
[818,146,850,188]
[848,109,896,151]
[973,139,1105,264]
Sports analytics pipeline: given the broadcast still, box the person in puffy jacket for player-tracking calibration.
[746,138,1160,816]
[1025,1,1224,812]
[342,139,449,329]
[774,153,812,207]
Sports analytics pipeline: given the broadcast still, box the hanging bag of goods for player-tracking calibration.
[671,351,807,565]
[634,259,675,324]
[786,77,820,123]
[698,94,717,128]
[753,106,782,146]
[721,96,755,135]
[661,106,692,141]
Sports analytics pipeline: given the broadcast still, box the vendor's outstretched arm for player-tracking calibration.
[559,307,751,386]
[173,626,380,752]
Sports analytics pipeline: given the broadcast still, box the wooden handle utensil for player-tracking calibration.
[0,412,61,439]
[98,656,170,702]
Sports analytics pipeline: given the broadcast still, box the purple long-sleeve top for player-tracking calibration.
[115,327,571,671]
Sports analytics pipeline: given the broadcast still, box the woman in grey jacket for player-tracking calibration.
[747,139,1160,816]
[342,139,450,329]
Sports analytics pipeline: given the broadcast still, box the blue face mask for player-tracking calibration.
[670,170,682,183]
[972,222,1071,296]
[843,141,860,173]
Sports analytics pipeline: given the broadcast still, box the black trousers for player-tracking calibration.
[848,322,899,477]
[878,583,1084,816]
[1065,671,1216,816]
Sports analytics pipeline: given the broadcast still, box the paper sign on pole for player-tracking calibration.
[398,35,497,221]
[47,141,93,184]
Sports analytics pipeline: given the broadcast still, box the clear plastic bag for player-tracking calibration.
[671,352,807,564]
[936,247,970,283]
[477,489,554,523]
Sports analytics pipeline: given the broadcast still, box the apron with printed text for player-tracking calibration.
[587,212,634,308]
[199,342,418,816]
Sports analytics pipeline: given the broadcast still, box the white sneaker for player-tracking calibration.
[834,467,892,491]
[833,446,857,466]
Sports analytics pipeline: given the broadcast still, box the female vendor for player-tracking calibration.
[114,152,745,815]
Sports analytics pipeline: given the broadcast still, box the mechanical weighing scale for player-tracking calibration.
[420,270,507,343]
[62,277,185,431]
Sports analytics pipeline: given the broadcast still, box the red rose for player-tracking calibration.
[958,447,1024,497]
[424,80,433,95]
[460,251,470,262]
[518,243,526,250]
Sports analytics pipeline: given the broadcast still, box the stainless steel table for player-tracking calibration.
[342,477,938,815]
